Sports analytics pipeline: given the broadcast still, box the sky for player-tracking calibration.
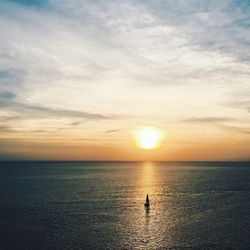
[0,0,250,161]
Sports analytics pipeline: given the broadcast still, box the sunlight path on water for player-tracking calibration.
[118,162,174,249]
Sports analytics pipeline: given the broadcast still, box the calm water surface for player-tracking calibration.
[0,161,250,249]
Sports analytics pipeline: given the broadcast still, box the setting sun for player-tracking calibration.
[135,127,164,150]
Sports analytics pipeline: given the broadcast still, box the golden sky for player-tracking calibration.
[0,0,250,160]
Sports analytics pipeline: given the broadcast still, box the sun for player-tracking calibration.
[134,127,164,150]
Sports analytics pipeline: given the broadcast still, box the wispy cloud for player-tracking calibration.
[5,0,49,8]
[0,116,20,122]
[181,116,250,136]
[0,90,16,99]
[182,117,235,123]
[13,102,112,119]
[105,129,119,133]
[0,94,112,120]
[219,124,250,135]
[0,125,16,133]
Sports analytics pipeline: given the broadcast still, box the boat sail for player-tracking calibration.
[144,194,150,208]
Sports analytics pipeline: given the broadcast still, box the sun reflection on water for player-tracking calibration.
[117,162,174,249]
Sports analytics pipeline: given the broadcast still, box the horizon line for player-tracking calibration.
[0,160,249,163]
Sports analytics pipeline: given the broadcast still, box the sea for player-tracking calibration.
[0,161,250,249]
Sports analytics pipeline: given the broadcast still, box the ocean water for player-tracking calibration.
[0,161,250,249]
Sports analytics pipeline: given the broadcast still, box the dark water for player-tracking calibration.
[0,161,250,249]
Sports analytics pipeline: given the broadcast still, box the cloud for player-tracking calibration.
[0,116,20,122]
[0,90,16,99]
[219,125,250,135]
[223,95,250,114]
[145,0,250,61]
[20,103,112,119]
[0,69,26,88]
[4,0,48,8]
[0,125,15,133]
[1,0,249,93]
[0,89,112,120]
[182,117,235,123]
[105,129,119,133]
[181,116,250,135]
[1,0,249,98]
[0,99,112,120]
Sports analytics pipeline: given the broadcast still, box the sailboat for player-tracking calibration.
[144,194,150,208]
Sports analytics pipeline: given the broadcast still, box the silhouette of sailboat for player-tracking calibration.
[144,194,150,208]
